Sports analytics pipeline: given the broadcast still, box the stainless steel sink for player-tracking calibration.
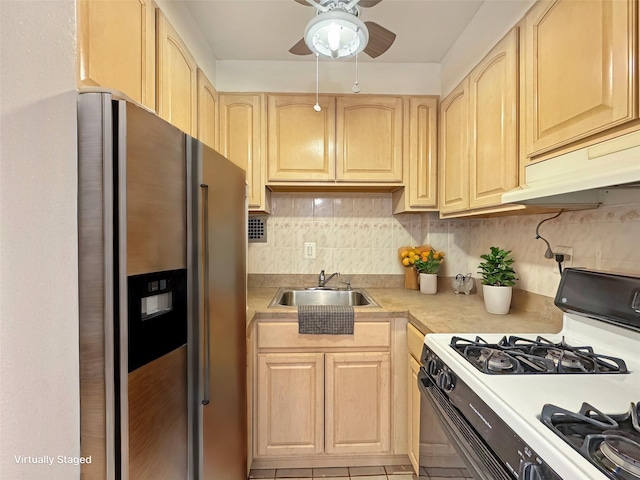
[269,288,379,307]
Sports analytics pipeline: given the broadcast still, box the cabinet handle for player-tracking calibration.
[201,183,211,406]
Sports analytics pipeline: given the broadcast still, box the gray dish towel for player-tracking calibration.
[298,305,354,335]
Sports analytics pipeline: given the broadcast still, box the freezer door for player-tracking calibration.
[123,100,188,480]
[189,140,247,480]
[78,92,189,480]
[125,101,187,275]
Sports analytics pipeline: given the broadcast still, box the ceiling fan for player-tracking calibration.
[289,0,396,59]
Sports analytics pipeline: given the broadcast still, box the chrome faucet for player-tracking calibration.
[318,270,340,288]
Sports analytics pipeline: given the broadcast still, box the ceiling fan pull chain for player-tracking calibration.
[314,53,322,111]
[352,51,361,93]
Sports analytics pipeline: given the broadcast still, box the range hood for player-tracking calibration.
[502,130,640,207]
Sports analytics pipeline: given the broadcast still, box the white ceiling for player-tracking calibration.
[184,0,485,63]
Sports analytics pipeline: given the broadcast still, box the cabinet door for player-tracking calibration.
[325,352,391,455]
[469,28,518,209]
[524,0,636,156]
[219,93,269,211]
[156,10,198,136]
[336,96,403,182]
[407,354,421,474]
[197,69,218,150]
[438,79,470,214]
[267,94,336,181]
[256,353,324,457]
[408,96,438,208]
[77,0,156,110]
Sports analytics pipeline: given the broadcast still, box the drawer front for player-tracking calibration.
[407,323,425,361]
[257,321,391,349]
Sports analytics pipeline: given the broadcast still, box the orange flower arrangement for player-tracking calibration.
[400,247,445,274]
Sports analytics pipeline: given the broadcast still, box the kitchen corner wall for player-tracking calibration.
[248,193,640,298]
[1,1,79,479]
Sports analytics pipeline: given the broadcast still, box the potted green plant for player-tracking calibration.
[414,249,445,294]
[477,246,517,314]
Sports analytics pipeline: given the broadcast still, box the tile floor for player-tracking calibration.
[249,465,473,480]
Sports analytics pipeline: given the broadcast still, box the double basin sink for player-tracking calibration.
[269,287,379,308]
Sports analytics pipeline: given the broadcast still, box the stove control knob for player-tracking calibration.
[520,462,545,480]
[426,358,439,377]
[437,370,455,392]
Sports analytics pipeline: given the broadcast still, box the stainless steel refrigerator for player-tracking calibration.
[78,91,247,480]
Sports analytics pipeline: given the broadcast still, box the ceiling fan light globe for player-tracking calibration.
[327,25,341,51]
[304,10,369,59]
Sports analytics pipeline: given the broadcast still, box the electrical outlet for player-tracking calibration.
[552,246,573,274]
[304,242,316,260]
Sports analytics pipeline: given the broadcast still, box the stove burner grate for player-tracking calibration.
[541,402,640,480]
[450,335,628,375]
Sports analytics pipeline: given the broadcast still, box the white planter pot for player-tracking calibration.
[419,273,438,294]
[482,285,512,314]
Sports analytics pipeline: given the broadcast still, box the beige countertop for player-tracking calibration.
[247,286,563,335]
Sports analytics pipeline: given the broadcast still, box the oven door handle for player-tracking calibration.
[416,368,432,397]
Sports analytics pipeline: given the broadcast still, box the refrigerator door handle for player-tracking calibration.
[200,183,211,406]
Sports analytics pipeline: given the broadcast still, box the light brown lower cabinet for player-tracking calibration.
[256,353,324,457]
[407,354,421,473]
[325,352,391,455]
[255,351,391,458]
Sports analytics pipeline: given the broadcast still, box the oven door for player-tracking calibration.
[417,369,516,480]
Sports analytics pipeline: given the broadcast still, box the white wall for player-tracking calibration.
[216,60,441,95]
[0,2,80,479]
[440,0,535,96]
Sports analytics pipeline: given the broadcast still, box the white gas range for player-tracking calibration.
[419,268,640,480]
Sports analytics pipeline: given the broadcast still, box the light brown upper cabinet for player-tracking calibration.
[197,69,218,151]
[219,93,271,213]
[336,96,404,182]
[156,10,198,136]
[438,79,470,215]
[439,28,519,217]
[267,94,403,184]
[524,0,637,158]
[392,96,438,213]
[469,28,518,210]
[77,0,156,110]
[267,94,336,182]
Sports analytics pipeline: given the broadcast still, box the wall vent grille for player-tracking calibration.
[248,216,267,243]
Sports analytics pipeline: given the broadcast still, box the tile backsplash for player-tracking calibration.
[248,192,640,298]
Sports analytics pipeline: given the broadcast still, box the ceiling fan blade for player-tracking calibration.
[363,21,396,58]
[358,0,384,7]
[289,38,313,55]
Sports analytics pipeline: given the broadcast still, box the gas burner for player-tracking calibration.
[545,348,588,371]
[480,348,516,372]
[531,345,628,374]
[542,402,640,480]
[600,436,640,477]
[462,345,522,374]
